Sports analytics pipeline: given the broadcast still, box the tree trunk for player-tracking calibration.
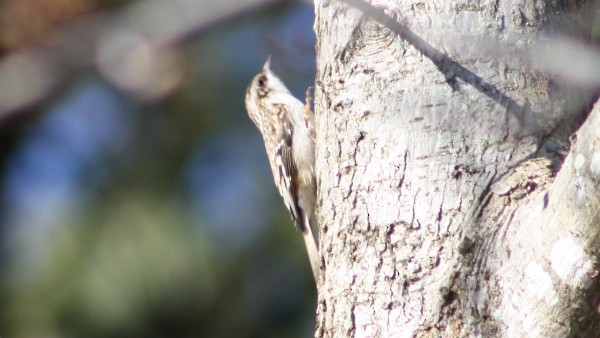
[313,0,600,336]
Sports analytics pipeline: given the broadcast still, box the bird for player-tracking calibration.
[244,56,319,283]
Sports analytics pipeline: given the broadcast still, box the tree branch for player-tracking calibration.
[0,0,279,125]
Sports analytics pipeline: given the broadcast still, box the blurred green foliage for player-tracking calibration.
[4,196,217,337]
[0,1,317,337]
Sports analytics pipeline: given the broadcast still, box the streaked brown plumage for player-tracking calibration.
[245,57,319,283]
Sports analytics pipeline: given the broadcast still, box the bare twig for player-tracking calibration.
[0,0,279,124]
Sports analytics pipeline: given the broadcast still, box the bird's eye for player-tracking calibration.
[257,76,267,88]
[256,75,268,98]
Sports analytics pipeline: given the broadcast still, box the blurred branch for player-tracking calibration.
[0,0,280,125]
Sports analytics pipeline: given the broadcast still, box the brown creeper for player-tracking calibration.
[245,57,319,283]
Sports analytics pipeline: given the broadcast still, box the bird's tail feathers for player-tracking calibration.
[302,215,320,285]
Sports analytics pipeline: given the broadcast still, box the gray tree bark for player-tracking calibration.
[313,0,600,336]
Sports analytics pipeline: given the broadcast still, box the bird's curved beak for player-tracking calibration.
[263,55,272,72]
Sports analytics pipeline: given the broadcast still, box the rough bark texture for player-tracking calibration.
[313,0,599,336]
